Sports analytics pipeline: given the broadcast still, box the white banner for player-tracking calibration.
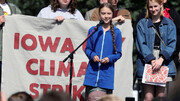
[1,15,133,101]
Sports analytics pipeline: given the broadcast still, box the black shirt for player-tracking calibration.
[153,21,161,48]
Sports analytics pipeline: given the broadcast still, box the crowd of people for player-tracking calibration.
[1,90,123,101]
[0,0,179,101]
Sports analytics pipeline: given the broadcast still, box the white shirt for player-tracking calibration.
[0,3,11,15]
[37,5,84,20]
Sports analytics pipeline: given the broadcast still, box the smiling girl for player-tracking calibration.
[37,0,84,21]
[83,3,122,101]
[136,0,176,100]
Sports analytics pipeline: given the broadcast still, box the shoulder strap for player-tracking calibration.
[152,27,166,47]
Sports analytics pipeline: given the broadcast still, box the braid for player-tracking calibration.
[110,21,117,54]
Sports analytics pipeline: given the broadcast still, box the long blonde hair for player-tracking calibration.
[145,0,164,18]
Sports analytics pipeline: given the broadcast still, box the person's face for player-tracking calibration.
[99,0,108,4]
[100,7,113,24]
[58,0,71,8]
[108,0,118,6]
[148,1,162,16]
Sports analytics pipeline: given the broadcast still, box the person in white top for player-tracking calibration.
[0,0,21,24]
[37,0,84,21]
[0,0,9,25]
[0,2,11,15]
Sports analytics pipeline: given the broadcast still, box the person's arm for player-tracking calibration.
[0,92,7,101]
[0,15,5,25]
[112,9,132,23]
[152,56,164,71]
[117,9,132,20]
[159,20,177,60]
[85,27,98,61]
[136,20,156,63]
[112,15,125,23]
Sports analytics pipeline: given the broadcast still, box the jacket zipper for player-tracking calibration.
[95,31,106,86]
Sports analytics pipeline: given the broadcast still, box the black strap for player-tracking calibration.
[152,27,166,47]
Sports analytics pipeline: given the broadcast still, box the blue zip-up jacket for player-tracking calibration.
[136,17,177,78]
[83,25,122,90]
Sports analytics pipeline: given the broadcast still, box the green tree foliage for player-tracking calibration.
[8,0,50,16]
[7,0,180,20]
[78,0,98,16]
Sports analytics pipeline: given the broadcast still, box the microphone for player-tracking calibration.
[99,20,104,25]
[95,20,104,29]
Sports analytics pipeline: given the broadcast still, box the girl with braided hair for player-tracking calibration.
[83,3,122,101]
